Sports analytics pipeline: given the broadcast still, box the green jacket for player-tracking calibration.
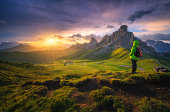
[129,40,139,60]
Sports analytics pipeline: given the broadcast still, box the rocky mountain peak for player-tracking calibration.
[86,37,98,49]
[120,25,128,32]
[69,25,156,56]
[89,37,97,44]
[98,25,134,49]
[69,37,98,49]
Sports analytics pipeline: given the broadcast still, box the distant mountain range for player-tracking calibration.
[0,42,19,49]
[0,44,40,52]
[1,25,169,54]
[0,43,67,52]
[146,40,170,53]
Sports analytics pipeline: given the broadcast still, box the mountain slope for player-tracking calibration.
[0,48,79,63]
[110,48,130,61]
[0,42,19,49]
[0,44,39,52]
[69,25,156,59]
[0,61,50,86]
[0,25,156,63]
[146,40,170,53]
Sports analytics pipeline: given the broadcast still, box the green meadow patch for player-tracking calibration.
[0,47,170,112]
[138,97,170,112]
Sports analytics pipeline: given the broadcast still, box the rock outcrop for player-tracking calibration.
[70,37,98,49]
[153,66,169,72]
[86,37,98,49]
[69,25,156,58]
[97,25,134,49]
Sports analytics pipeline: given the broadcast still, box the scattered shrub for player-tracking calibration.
[63,74,82,80]
[138,97,170,112]
[33,81,43,85]
[51,86,79,112]
[80,106,94,112]
[144,74,161,83]
[0,86,13,97]
[54,77,60,81]
[121,78,136,85]
[73,77,91,87]
[110,78,122,85]
[52,86,77,99]
[89,86,114,102]
[51,98,78,112]
[129,73,170,85]
[34,86,48,96]
[130,74,145,80]
[95,95,114,111]
[110,78,136,86]
[99,79,110,85]
[112,96,127,112]
[60,80,74,86]
[89,87,127,112]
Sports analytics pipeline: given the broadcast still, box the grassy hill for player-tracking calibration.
[0,48,79,63]
[40,48,169,76]
[0,47,170,112]
[0,60,170,112]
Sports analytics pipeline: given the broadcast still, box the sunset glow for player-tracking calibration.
[46,38,57,46]
[0,0,170,48]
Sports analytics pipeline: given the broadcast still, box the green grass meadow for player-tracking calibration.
[0,48,170,112]
[39,48,163,78]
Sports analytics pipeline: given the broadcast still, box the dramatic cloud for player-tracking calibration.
[71,34,83,38]
[0,20,6,24]
[106,25,115,29]
[68,34,101,42]
[140,34,170,41]
[94,25,100,28]
[128,9,155,23]
[0,0,170,44]
[164,2,170,10]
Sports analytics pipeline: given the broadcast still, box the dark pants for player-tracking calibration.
[131,59,137,73]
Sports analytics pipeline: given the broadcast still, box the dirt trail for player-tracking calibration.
[119,65,144,71]
[155,60,170,69]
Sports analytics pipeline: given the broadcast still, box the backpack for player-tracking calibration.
[134,47,142,57]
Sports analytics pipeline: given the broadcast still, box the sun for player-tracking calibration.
[46,38,56,46]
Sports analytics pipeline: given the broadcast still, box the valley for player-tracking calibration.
[0,46,170,112]
[0,25,170,112]
[1,0,170,111]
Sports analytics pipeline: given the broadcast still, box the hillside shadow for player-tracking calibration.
[100,81,157,98]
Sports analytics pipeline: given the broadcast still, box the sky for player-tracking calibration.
[0,0,170,47]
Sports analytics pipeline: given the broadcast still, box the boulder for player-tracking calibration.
[153,66,169,72]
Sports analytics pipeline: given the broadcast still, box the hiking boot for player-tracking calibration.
[131,72,136,74]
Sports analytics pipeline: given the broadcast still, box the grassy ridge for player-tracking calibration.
[0,47,170,111]
[0,61,51,86]
[40,48,165,76]
[0,48,78,63]
[0,60,170,111]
